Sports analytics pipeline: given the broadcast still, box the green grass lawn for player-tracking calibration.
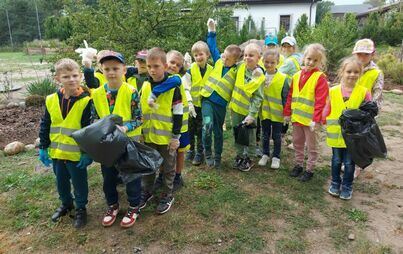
[1,94,400,253]
[0,52,51,77]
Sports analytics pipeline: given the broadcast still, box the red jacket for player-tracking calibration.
[283,68,329,125]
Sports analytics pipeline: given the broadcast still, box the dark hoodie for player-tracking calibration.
[39,87,92,149]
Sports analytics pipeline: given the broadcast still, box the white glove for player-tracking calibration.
[283,116,291,126]
[184,52,192,70]
[252,67,263,78]
[147,93,159,110]
[75,40,97,66]
[207,18,216,32]
[309,121,316,132]
[188,102,197,118]
[243,115,255,126]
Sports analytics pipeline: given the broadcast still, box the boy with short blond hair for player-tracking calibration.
[38,58,92,228]
[140,47,183,214]
[91,51,143,228]
[200,18,242,169]
[184,41,213,166]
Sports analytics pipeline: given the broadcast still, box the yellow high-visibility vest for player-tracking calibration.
[229,63,265,116]
[291,71,323,126]
[141,81,175,145]
[46,93,91,161]
[326,84,367,148]
[92,82,141,138]
[356,68,381,94]
[200,59,237,102]
[190,63,213,107]
[261,71,287,122]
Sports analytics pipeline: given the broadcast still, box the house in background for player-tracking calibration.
[330,4,373,18]
[356,2,402,24]
[218,0,321,36]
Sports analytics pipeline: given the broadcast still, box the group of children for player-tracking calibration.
[38,18,383,229]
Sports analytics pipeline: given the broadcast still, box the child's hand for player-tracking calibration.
[309,121,317,132]
[39,148,52,167]
[243,115,255,126]
[252,67,263,78]
[147,93,159,109]
[207,18,216,32]
[116,124,128,133]
[283,116,291,126]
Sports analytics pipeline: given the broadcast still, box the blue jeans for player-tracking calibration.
[52,159,88,209]
[101,165,141,207]
[201,99,226,160]
[331,148,355,191]
[261,119,282,158]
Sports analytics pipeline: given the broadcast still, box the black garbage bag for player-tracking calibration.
[71,114,129,167]
[233,122,256,146]
[115,141,163,184]
[339,102,387,169]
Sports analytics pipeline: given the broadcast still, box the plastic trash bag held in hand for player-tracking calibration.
[339,101,387,169]
[75,40,97,66]
[71,114,128,167]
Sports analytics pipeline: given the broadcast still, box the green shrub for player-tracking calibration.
[294,14,312,48]
[26,78,58,97]
[377,51,403,85]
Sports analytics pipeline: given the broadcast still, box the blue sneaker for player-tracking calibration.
[205,155,214,168]
[339,187,353,200]
[185,150,194,161]
[328,184,340,197]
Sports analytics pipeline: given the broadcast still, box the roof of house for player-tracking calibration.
[330,4,373,14]
[218,0,321,5]
[356,2,401,18]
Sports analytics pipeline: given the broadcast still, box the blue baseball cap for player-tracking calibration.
[99,51,125,64]
[265,35,278,46]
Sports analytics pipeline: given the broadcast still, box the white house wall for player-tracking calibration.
[232,3,317,35]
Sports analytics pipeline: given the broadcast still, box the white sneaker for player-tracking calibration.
[271,157,280,169]
[258,155,269,166]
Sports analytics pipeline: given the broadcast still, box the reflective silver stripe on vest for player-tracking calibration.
[203,84,214,94]
[293,108,313,119]
[193,97,200,105]
[262,106,283,117]
[292,97,315,107]
[183,119,188,125]
[327,132,340,139]
[234,87,249,101]
[264,95,282,105]
[142,127,172,137]
[143,113,172,123]
[50,142,80,152]
[50,127,78,136]
[223,74,235,84]
[208,76,233,96]
[326,120,340,126]
[231,97,249,111]
[183,106,189,113]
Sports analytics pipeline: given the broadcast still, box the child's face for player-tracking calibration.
[304,50,321,71]
[135,59,147,74]
[167,55,183,75]
[101,60,126,85]
[264,44,277,51]
[243,48,260,70]
[281,43,295,57]
[355,53,373,66]
[222,50,238,67]
[264,55,278,74]
[147,58,167,82]
[55,69,82,90]
[193,50,209,68]
[342,62,361,87]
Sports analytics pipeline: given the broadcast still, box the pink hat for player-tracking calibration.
[136,49,148,60]
[352,39,375,54]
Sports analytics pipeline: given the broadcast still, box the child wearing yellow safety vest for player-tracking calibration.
[258,49,289,169]
[38,58,92,228]
[91,51,143,228]
[323,57,372,200]
[279,36,303,79]
[201,18,242,169]
[352,38,383,110]
[140,47,183,215]
[146,50,190,193]
[183,41,213,166]
[283,43,329,182]
[229,43,265,172]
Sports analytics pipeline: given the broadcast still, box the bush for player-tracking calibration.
[377,51,403,85]
[24,39,67,49]
[294,14,312,48]
[25,95,46,107]
[26,78,58,97]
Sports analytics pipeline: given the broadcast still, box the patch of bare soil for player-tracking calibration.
[0,106,43,149]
